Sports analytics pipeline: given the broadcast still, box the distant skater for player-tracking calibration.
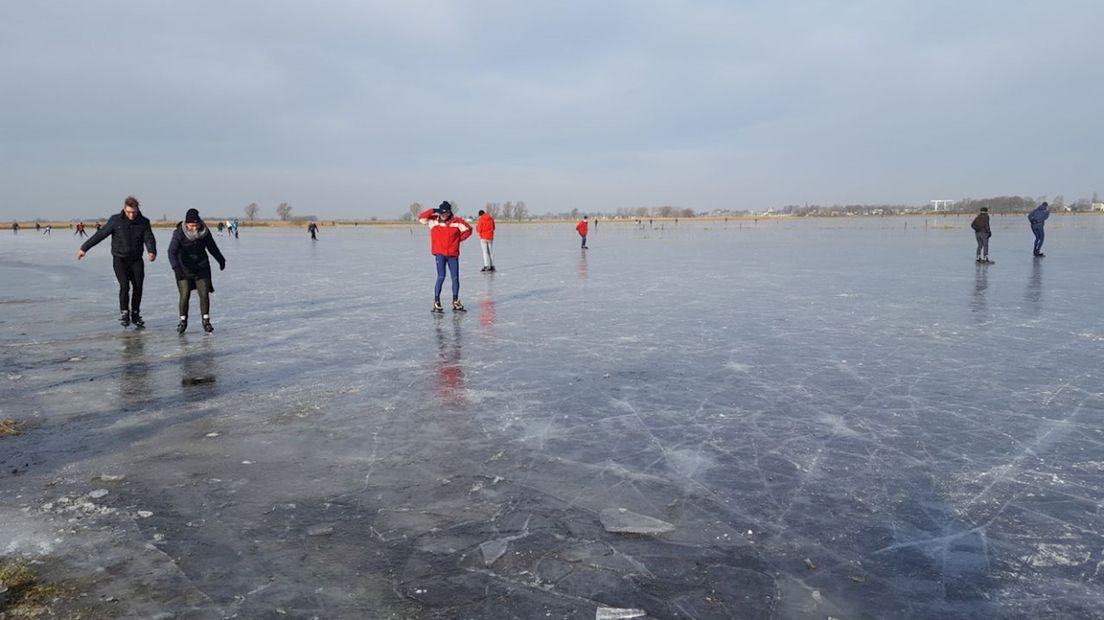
[42,225,51,236]
[77,196,157,328]
[418,201,473,313]
[970,207,993,263]
[308,221,319,240]
[168,209,226,334]
[477,209,495,271]
[1028,202,1049,257]
[576,215,589,249]
[74,222,87,237]
[35,223,41,232]
[11,222,18,234]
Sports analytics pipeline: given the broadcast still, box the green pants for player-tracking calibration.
[178,278,211,318]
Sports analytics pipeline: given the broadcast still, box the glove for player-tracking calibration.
[219,260,226,271]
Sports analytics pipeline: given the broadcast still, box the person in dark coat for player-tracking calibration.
[168,208,226,334]
[77,196,157,328]
[970,207,993,263]
[1028,201,1049,257]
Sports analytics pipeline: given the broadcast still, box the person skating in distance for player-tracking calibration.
[418,201,473,313]
[576,215,589,249]
[308,221,319,240]
[77,196,157,328]
[1028,201,1049,257]
[168,209,226,334]
[970,207,993,264]
[477,209,495,272]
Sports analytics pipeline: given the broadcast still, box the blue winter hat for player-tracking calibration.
[437,201,452,213]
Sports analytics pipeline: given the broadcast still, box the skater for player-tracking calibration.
[74,222,88,237]
[42,225,51,236]
[418,201,472,313]
[230,219,239,238]
[576,215,589,249]
[168,209,226,334]
[307,221,319,240]
[35,222,41,232]
[970,207,993,263]
[77,196,157,328]
[216,221,225,235]
[11,222,18,234]
[476,209,495,271]
[1028,201,1049,257]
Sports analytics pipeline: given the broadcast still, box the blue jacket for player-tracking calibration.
[1028,205,1049,226]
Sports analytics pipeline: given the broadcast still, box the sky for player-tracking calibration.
[2,1,1102,220]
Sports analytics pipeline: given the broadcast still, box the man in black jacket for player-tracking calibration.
[77,196,157,327]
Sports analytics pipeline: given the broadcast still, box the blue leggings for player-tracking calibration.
[1031,224,1045,253]
[434,254,460,299]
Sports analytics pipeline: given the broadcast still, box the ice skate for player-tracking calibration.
[452,299,466,313]
[177,318,187,334]
[202,318,214,333]
[432,300,444,314]
[119,311,130,327]
[131,311,145,329]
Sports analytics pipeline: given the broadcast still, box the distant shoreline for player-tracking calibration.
[7,211,1100,229]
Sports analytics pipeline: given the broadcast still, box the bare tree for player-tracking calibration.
[276,202,292,221]
[244,203,259,220]
[408,202,423,219]
[484,202,501,218]
[501,202,514,220]
[514,201,528,220]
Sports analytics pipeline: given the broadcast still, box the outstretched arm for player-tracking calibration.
[78,219,114,257]
[206,235,227,270]
[417,209,438,225]
[144,223,157,261]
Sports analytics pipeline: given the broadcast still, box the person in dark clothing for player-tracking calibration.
[78,196,157,328]
[307,221,319,240]
[168,209,226,334]
[11,222,18,234]
[1028,202,1049,257]
[970,207,993,263]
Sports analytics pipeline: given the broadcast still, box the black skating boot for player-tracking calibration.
[131,311,145,328]
[202,318,214,333]
[177,318,188,334]
[452,299,466,313]
[488,266,495,272]
[120,311,130,327]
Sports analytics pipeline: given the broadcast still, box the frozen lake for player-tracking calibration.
[2,215,1103,619]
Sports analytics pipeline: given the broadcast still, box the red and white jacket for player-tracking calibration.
[418,209,473,256]
[576,219,588,236]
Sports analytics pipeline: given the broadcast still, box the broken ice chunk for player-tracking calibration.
[479,538,508,566]
[599,508,674,535]
[596,607,647,619]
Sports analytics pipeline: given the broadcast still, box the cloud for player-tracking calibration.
[1,1,1102,218]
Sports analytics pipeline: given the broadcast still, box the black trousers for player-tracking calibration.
[112,256,145,313]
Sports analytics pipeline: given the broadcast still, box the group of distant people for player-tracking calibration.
[970,201,1050,264]
[70,196,595,330]
[77,197,226,334]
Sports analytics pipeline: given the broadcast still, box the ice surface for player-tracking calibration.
[2,215,1104,618]
[600,508,676,535]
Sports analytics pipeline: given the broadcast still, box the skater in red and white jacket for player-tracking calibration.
[418,201,473,313]
[576,215,589,249]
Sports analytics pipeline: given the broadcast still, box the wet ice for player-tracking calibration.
[2,216,1103,619]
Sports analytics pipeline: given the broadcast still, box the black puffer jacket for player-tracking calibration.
[168,222,225,281]
[80,211,157,259]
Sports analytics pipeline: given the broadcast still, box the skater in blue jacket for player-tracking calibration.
[1028,202,1049,257]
